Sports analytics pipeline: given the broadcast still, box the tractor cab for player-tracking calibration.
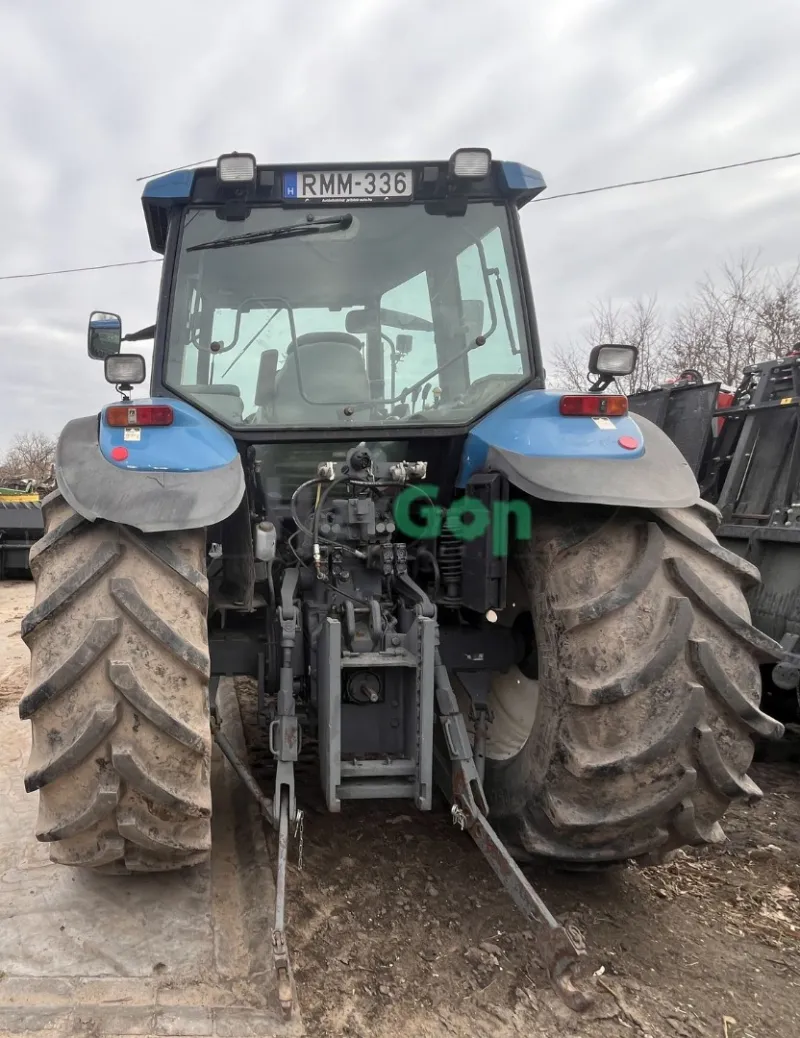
[137,150,546,434]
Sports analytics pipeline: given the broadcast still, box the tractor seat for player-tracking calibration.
[272,332,371,421]
[183,384,245,423]
[285,331,364,356]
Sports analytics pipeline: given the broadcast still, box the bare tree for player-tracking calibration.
[552,250,800,396]
[668,253,765,385]
[617,296,671,392]
[754,262,800,358]
[550,295,671,392]
[668,251,800,385]
[0,431,57,483]
[549,341,589,391]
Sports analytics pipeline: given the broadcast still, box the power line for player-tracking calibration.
[0,258,162,283]
[2,147,799,283]
[534,148,800,201]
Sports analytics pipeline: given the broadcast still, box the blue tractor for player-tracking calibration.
[19,150,784,1013]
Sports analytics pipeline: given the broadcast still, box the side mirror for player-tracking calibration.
[255,349,279,407]
[88,311,122,359]
[588,343,638,378]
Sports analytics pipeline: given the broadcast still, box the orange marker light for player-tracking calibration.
[106,405,174,427]
[559,395,628,417]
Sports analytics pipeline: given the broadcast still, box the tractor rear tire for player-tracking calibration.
[485,501,784,866]
[19,491,212,874]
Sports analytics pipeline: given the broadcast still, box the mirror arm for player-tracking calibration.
[122,324,156,343]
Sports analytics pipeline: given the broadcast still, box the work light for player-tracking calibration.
[104,353,146,385]
[217,152,257,183]
[449,148,492,180]
[588,344,639,377]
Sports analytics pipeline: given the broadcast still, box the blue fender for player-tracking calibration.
[55,398,245,533]
[458,390,700,509]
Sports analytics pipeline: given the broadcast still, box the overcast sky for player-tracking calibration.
[1,0,799,452]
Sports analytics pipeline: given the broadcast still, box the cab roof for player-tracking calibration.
[141,156,546,254]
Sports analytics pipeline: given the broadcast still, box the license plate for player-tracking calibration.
[283,169,413,202]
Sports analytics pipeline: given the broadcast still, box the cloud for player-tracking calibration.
[1,0,799,450]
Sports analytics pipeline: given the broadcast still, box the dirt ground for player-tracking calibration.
[238,683,800,1038]
[3,580,799,1038]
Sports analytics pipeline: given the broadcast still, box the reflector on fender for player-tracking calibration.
[559,394,628,417]
[105,405,174,427]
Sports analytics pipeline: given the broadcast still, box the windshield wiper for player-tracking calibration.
[187,214,353,252]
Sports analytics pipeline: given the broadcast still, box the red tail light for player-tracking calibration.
[559,394,628,417]
[106,405,174,427]
[717,391,735,410]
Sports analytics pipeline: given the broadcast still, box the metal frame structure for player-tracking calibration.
[0,502,43,579]
[629,354,800,701]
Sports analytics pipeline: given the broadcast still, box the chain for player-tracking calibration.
[294,809,305,871]
[565,923,586,954]
[451,804,468,830]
